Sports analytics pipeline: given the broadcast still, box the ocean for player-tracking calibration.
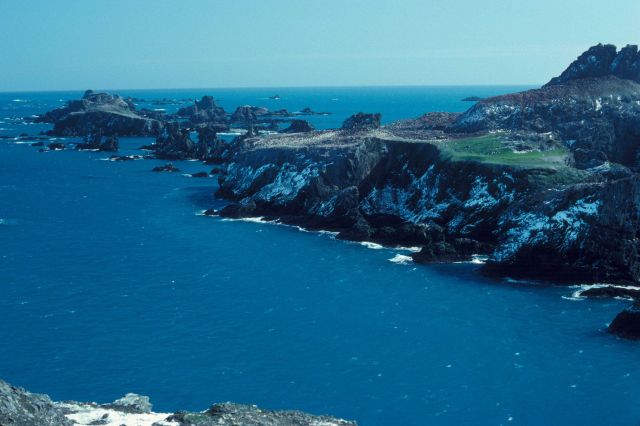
[1,87,639,425]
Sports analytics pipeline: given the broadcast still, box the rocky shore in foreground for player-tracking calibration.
[0,379,356,426]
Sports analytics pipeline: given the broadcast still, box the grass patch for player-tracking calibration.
[435,133,568,169]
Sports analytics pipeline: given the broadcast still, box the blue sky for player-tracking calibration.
[1,0,639,91]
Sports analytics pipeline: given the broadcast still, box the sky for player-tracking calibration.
[1,0,639,91]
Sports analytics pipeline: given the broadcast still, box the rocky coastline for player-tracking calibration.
[0,379,356,426]
[19,43,640,339]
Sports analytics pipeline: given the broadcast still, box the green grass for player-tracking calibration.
[432,132,595,187]
[434,133,568,168]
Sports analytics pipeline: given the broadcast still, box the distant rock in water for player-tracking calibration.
[35,90,163,137]
[0,379,356,426]
[341,112,381,131]
[578,285,640,300]
[230,105,270,123]
[76,129,119,152]
[176,96,228,129]
[152,163,180,173]
[462,96,483,101]
[154,122,197,160]
[190,171,210,178]
[609,302,640,339]
[282,119,314,133]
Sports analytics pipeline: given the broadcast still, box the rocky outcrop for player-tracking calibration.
[76,130,119,152]
[0,379,356,426]
[0,380,73,425]
[546,44,640,86]
[36,90,163,136]
[154,123,197,160]
[341,113,381,131]
[176,96,228,129]
[282,119,314,133]
[608,302,640,339]
[152,163,180,173]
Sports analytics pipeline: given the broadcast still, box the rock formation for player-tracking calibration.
[176,96,228,130]
[341,112,381,131]
[36,90,163,136]
[209,45,640,338]
[282,119,314,133]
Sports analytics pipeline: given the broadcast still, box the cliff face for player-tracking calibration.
[0,379,356,426]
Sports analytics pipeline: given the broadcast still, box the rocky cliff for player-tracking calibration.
[213,45,640,285]
[0,379,356,426]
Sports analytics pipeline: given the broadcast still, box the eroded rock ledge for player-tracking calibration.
[0,379,356,426]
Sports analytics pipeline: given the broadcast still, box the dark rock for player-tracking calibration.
[190,172,210,178]
[76,130,119,152]
[341,112,381,131]
[31,141,45,147]
[546,44,640,86]
[282,119,314,133]
[572,148,607,169]
[297,107,331,116]
[152,163,180,173]
[579,285,640,300]
[99,135,119,152]
[231,105,269,123]
[155,122,197,160]
[546,44,619,86]
[462,96,483,102]
[203,208,218,216]
[48,142,65,150]
[109,155,144,161]
[176,96,228,127]
[412,238,483,263]
[608,302,640,339]
[219,199,257,218]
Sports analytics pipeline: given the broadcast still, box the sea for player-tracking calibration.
[1,87,639,425]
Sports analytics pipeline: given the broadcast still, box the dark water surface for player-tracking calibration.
[0,88,638,425]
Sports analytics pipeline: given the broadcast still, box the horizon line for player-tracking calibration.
[0,83,542,94]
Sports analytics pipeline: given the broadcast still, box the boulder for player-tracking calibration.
[152,163,180,173]
[609,302,640,339]
[101,393,152,414]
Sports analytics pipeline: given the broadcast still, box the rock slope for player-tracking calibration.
[0,379,356,426]
[36,90,164,137]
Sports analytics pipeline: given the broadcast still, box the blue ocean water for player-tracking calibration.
[0,87,639,425]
